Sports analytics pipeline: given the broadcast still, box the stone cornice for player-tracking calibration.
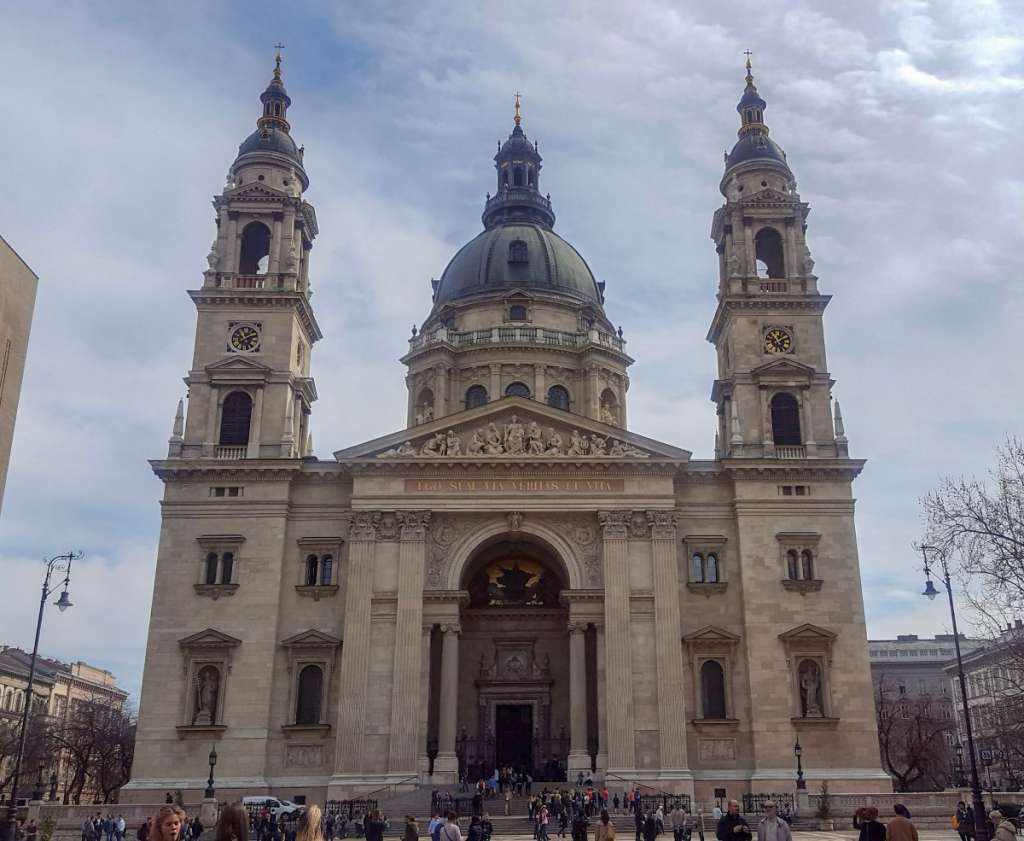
[150,458,305,482]
[722,458,865,481]
[188,288,323,343]
[706,294,831,344]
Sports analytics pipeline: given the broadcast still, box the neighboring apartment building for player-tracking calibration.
[944,622,1024,791]
[869,634,983,790]
[0,235,38,515]
[0,647,129,802]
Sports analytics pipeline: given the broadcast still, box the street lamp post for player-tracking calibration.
[0,551,80,841]
[204,746,218,799]
[920,544,989,841]
[956,743,966,788]
[794,739,806,790]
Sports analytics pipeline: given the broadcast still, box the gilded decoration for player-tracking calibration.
[467,558,561,608]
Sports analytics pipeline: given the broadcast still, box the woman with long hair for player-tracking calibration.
[151,807,186,841]
[297,806,324,841]
[211,803,250,841]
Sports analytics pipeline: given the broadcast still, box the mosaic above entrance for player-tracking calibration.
[467,558,561,608]
[377,414,650,459]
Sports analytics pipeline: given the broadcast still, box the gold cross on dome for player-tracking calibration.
[514,91,522,125]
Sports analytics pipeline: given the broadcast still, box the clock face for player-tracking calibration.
[229,325,260,353]
[764,328,793,354]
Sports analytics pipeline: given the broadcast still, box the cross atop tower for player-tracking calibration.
[514,91,522,126]
[274,43,285,77]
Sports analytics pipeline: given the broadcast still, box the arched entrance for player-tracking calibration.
[457,537,571,782]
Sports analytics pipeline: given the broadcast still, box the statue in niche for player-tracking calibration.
[600,404,616,425]
[193,666,219,725]
[505,415,526,454]
[799,660,824,718]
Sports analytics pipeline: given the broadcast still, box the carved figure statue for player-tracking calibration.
[508,511,522,531]
[609,439,625,456]
[396,441,416,457]
[484,423,504,455]
[600,404,616,425]
[544,429,563,455]
[726,250,740,278]
[802,243,815,274]
[504,415,525,455]
[206,241,220,270]
[193,667,219,725]
[467,429,485,455]
[567,429,589,456]
[445,430,461,455]
[591,434,607,455]
[799,660,823,717]
[527,421,545,454]
[286,241,299,272]
[420,432,446,456]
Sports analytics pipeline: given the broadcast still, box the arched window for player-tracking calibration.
[801,550,814,581]
[513,167,524,187]
[600,389,618,425]
[305,555,319,586]
[547,385,570,411]
[528,168,535,186]
[205,552,219,585]
[755,228,786,279]
[701,660,727,719]
[705,553,719,583]
[505,382,530,398]
[320,555,333,586]
[274,102,281,116]
[219,391,253,446]
[296,664,323,725]
[509,303,528,320]
[502,170,509,187]
[238,221,272,275]
[691,553,704,583]
[220,552,234,584]
[465,385,488,409]
[786,550,799,581]
[770,393,802,445]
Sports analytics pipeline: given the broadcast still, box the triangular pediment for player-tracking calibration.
[280,629,341,649]
[778,623,837,643]
[226,182,287,200]
[740,188,792,205]
[683,625,741,644]
[750,357,816,381]
[333,396,691,462]
[206,356,273,373]
[179,628,242,650]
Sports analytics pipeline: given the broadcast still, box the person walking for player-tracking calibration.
[595,811,615,841]
[856,807,885,841]
[440,814,462,841]
[363,812,385,841]
[991,812,1016,841]
[402,816,419,841]
[715,802,750,841]
[754,802,790,841]
[884,805,917,841]
[199,802,248,841]
[466,817,484,841]
[642,815,658,841]
[151,807,186,841]
[117,817,127,841]
[428,814,443,841]
[955,802,975,841]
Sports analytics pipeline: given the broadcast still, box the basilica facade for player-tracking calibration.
[126,55,889,804]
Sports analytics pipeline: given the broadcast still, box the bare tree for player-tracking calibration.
[48,696,134,804]
[0,712,54,800]
[876,675,955,791]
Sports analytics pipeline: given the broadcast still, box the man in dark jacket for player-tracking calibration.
[715,802,751,841]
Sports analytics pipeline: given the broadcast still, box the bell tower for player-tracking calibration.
[708,57,847,460]
[168,50,322,461]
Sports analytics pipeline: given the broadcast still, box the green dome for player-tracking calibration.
[433,223,603,308]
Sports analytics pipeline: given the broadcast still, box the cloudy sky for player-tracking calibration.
[1,1,1021,701]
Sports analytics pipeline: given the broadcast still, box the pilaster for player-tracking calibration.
[388,511,431,775]
[435,622,461,780]
[333,512,380,775]
[598,510,635,772]
[567,621,589,775]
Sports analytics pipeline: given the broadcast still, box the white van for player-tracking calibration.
[241,797,303,821]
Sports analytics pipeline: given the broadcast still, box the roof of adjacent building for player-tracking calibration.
[0,646,127,697]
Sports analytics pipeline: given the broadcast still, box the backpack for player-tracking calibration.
[952,816,960,831]
[431,823,442,841]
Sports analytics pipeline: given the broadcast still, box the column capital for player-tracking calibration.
[342,511,382,542]
[397,510,432,541]
[647,510,679,541]
[567,622,588,636]
[439,623,462,636]
[598,510,630,539]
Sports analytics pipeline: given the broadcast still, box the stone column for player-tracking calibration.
[648,511,690,775]
[224,212,239,274]
[436,367,449,418]
[598,511,635,772]
[801,388,817,453]
[269,213,283,274]
[333,512,379,776]
[595,624,608,774]
[534,365,546,403]
[589,367,601,420]
[743,218,755,276]
[203,384,219,456]
[417,623,434,775]
[389,512,431,775]
[435,622,461,780]
[489,364,501,402]
[567,621,589,775]
[247,386,264,459]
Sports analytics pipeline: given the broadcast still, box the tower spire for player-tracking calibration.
[257,45,292,134]
[274,43,285,81]
[736,50,768,139]
[514,91,522,126]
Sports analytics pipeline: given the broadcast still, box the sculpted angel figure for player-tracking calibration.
[590,434,607,455]
[800,661,823,717]
[567,429,589,456]
[445,430,461,456]
[484,422,504,455]
[609,439,626,456]
[527,421,545,454]
[505,415,526,454]
[544,428,564,455]
[467,429,485,455]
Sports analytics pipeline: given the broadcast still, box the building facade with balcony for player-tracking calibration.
[127,56,887,806]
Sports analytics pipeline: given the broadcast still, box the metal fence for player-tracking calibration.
[740,794,795,815]
[430,793,477,817]
[324,800,379,820]
[636,795,692,814]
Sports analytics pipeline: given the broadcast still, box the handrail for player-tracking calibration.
[604,772,686,801]
[360,774,420,800]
